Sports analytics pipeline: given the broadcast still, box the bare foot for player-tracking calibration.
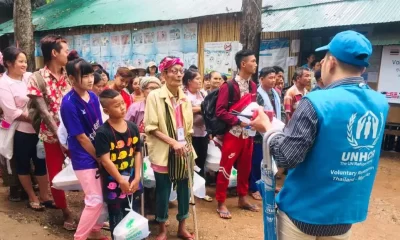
[238,196,260,212]
[156,231,167,240]
[88,231,107,240]
[156,222,168,240]
[217,203,232,219]
[178,220,195,239]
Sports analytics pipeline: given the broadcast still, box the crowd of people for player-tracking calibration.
[0,30,390,240]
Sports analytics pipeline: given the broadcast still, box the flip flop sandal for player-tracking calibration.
[250,192,262,201]
[40,200,58,209]
[27,201,45,212]
[101,221,110,231]
[63,221,78,231]
[239,204,260,212]
[177,233,195,240]
[216,209,232,219]
[8,195,21,202]
[203,195,213,202]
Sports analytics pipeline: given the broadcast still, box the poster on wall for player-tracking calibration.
[378,45,400,104]
[259,38,290,83]
[204,41,242,78]
[59,23,198,79]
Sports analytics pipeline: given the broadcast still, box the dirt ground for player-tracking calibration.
[0,152,399,240]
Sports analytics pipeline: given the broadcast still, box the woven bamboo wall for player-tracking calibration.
[197,14,241,74]
[261,31,301,83]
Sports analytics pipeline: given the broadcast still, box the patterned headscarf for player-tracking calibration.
[140,76,162,90]
[159,57,184,72]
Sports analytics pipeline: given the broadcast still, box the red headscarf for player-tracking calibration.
[159,57,184,72]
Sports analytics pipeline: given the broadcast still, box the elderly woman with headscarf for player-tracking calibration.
[125,76,162,134]
[144,56,196,240]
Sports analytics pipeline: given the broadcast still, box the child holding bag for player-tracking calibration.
[95,89,142,239]
[60,58,107,240]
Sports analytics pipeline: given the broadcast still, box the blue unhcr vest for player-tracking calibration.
[276,82,389,225]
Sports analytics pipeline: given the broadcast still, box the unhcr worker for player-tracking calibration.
[250,30,389,240]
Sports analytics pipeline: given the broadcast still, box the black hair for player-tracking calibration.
[203,74,210,81]
[94,72,102,85]
[66,58,94,83]
[99,89,120,108]
[222,75,228,82]
[146,65,158,74]
[40,35,67,65]
[293,67,309,81]
[0,64,5,74]
[2,46,27,69]
[235,49,255,70]
[67,50,79,61]
[272,66,284,73]
[189,65,198,71]
[311,60,319,69]
[259,67,276,78]
[95,68,110,81]
[314,70,322,81]
[183,69,200,87]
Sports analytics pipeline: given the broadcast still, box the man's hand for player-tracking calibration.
[129,178,140,193]
[250,107,272,133]
[60,143,70,158]
[172,141,186,156]
[240,121,249,128]
[119,180,131,194]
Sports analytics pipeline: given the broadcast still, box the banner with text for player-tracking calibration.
[378,45,400,104]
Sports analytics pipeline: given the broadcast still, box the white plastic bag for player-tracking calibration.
[52,159,82,191]
[0,121,19,174]
[96,204,109,225]
[113,196,150,240]
[143,157,155,188]
[228,167,238,188]
[205,141,221,172]
[143,157,179,202]
[36,140,46,159]
[193,172,206,199]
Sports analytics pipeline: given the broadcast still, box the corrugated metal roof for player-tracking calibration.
[370,33,400,46]
[262,0,400,32]
[265,0,346,10]
[0,0,242,36]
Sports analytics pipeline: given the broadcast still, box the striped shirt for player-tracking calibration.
[270,77,365,236]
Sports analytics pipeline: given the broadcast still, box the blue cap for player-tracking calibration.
[315,30,372,67]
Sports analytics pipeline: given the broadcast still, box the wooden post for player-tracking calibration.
[240,0,262,80]
[13,0,35,72]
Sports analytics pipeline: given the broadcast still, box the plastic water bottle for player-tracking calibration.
[36,140,46,159]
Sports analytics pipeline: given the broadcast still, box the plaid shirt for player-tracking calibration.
[270,77,366,236]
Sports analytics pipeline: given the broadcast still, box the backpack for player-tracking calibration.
[201,81,234,136]
[28,71,47,134]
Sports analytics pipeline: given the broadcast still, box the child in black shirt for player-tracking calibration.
[95,89,142,238]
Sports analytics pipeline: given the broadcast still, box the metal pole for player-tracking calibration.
[260,131,284,240]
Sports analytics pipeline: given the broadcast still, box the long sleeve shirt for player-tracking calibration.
[270,77,365,236]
